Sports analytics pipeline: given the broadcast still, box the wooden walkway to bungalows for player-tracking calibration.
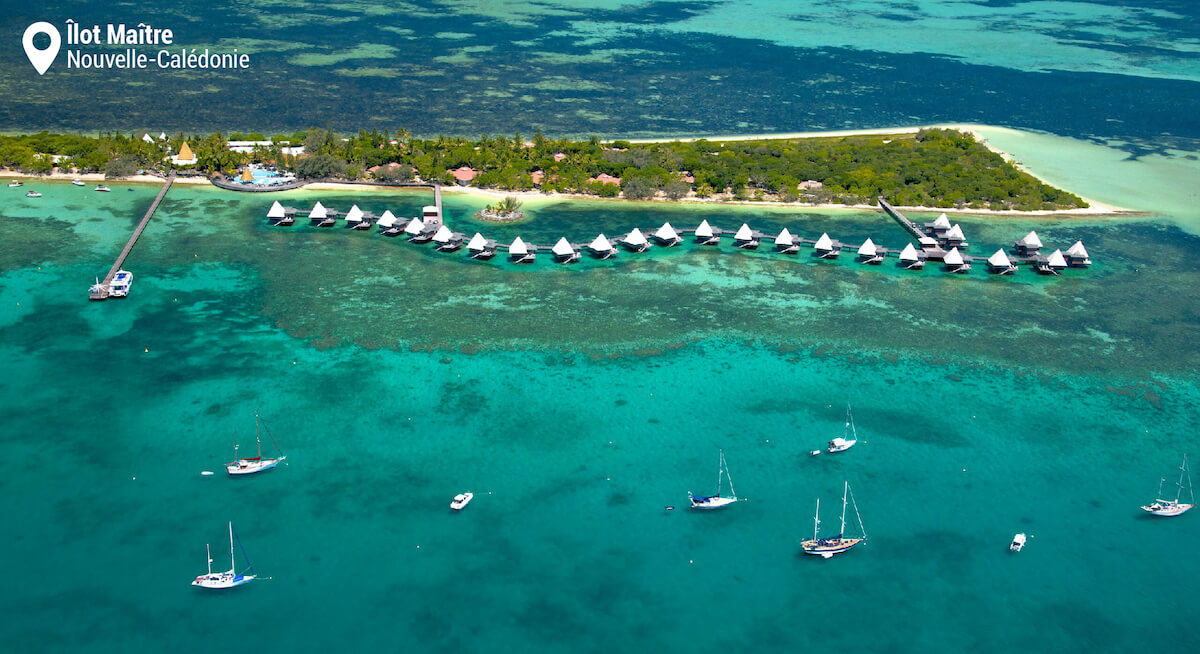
[266,189,1087,274]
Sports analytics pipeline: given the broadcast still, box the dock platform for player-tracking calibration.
[90,173,174,300]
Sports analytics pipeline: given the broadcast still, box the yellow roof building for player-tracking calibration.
[178,141,195,161]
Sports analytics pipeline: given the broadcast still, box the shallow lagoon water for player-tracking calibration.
[2,126,1199,652]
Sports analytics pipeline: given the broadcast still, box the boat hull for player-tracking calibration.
[226,456,284,475]
[801,537,863,558]
[192,572,255,589]
[828,438,856,453]
[689,495,737,510]
[1141,502,1194,516]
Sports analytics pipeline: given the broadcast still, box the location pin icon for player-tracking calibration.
[23,22,61,75]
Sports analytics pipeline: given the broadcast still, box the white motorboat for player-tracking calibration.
[801,481,867,558]
[1009,533,1026,552]
[95,185,111,192]
[451,492,474,510]
[226,412,286,475]
[107,270,133,297]
[25,190,41,197]
[1142,454,1195,517]
[689,449,741,510]
[72,179,85,186]
[8,180,23,187]
[192,522,257,589]
[827,404,859,453]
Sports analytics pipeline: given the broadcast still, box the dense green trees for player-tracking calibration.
[0,127,1085,210]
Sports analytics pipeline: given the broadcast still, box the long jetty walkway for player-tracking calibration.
[90,173,174,300]
[263,188,1091,276]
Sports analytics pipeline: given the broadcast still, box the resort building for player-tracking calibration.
[591,173,622,185]
[170,141,197,166]
[450,166,478,185]
[227,141,303,155]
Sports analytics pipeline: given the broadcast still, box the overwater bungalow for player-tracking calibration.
[405,217,433,243]
[1036,249,1067,275]
[509,237,535,263]
[433,225,464,252]
[774,228,799,254]
[857,238,883,264]
[733,223,760,249]
[344,205,368,229]
[1065,240,1091,266]
[814,232,840,259]
[943,246,970,273]
[377,210,402,236]
[586,234,617,260]
[987,248,1018,275]
[652,222,682,247]
[898,242,926,269]
[551,237,581,263]
[467,232,497,259]
[943,223,968,248]
[924,213,951,237]
[267,200,292,225]
[309,201,327,222]
[619,228,650,252]
[694,219,720,245]
[1013,230,1043,256]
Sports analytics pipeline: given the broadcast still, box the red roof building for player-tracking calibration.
[553,152,567,162]
[530,170,545,186]
[590,173,622,185]
[450,166,478,184]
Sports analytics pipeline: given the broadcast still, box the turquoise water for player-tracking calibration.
[2,128,1200,651]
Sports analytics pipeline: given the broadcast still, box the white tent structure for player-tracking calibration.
[376,210,397,228]
[857,238,883,264]
[929,213,951,231]
[943,247,970,272]
[432,225,453,243]
[695,219,719,245]
[343,204,364,223]
[267,201,285,219]
[1065,240,1091,266]
[587,234,616,259]
[158,132,167,140]
[1047,249,1067,268]
[620,228,649,252]
[551,237,580,263]
[141,133,155,144]
[652,222,681,246]
[814,232,839,258]
[944,224,966,244]
[987,248,1017,274]
[433,225,462,251]
[509,236,535,263]
[898,242,924,269]
[774,228,799,254]
[405,216,431,241]
[309,201,327,220]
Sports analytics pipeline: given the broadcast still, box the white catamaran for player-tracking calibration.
[827,404,859,453]
[226,413,286,476]
[1142,454,1195,517]
[192,522,257,589]
[801,481,867,558]
[689,449,741,510]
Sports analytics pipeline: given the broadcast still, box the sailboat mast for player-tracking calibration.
[1178,454,1192,503]
[228,522,236,572]
[813,498,821,541]
[839,481,849,536]
[255,412,263,459]
[716,450,724,496]
[206,543,212,575]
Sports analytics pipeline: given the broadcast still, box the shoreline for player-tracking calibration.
[0,123,1137,216]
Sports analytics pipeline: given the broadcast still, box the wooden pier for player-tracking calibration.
[90,173,174,300]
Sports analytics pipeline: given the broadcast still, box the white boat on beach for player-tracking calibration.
[8,181,23,187]
[107,270,133,297]
[226,412,286,475]
[192,522,257,589]
[689,449,741,510]
[801,481,867,558]
[828,404,859,453]
[1009,533,1026,552]
[1142,454,1195,517]
[451,492,474,510]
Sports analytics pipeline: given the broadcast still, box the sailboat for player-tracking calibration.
[801,481,867,558]
[1142,454,1195,517]
[689,449,741,509]
[192,522,257,589]
[226,412,286,475]
[827,404,858,453]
